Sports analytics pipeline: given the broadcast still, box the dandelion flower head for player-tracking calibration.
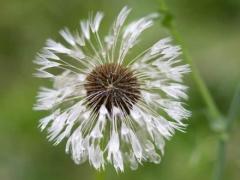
[34,6,191,172]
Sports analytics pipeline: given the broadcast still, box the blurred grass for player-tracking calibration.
[0,0,239,180]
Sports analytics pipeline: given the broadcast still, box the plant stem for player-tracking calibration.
[226,84,240,131]
[214,84,240,180]
[157,1,240,180]
[214,139,226,180]
[157,0,222,121]
[156,1,232,180]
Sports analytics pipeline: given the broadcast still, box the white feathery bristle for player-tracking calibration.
[60,28,76,46]
[80,20,90,40]
[115,6,132,28]
[34,69,55,79]
[45,39,71,54]
[90,12,104,33]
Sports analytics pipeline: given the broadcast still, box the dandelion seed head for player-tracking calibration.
[34,6,191,172]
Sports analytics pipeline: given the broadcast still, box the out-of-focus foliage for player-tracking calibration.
[0,0,239,180]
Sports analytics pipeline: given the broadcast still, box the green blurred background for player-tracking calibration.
[0,0,240,179]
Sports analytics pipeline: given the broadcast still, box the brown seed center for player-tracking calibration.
[84,63,141,115]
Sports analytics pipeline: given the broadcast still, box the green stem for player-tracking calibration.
[226,84,240,131]
[157,0,222,121]
[157,1,230,180]
[214,139,226,180]
[157,1,240,180]
[214,84,240,180]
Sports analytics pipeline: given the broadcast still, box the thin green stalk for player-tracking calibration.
[156,1,230,180]
[157,1,240,180]
[214,84,240,180]
[214,139,226,180]
[226,84,240,131]
[157,0,222,121]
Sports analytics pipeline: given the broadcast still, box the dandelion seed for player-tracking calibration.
[34,6,191,172]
